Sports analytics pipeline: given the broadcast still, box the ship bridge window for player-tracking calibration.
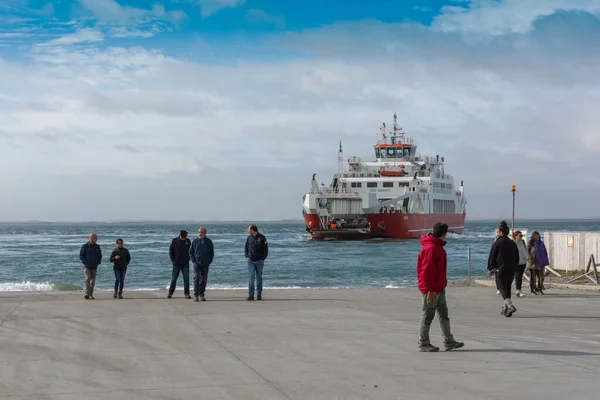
[387,147,396,158]
[383,182,393,188]
[403,147,412,157]
[375,148,382,158]
[351,182,362,188]
[367,182,378,188]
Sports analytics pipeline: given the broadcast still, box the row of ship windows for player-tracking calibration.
[350,182,411,188]
[433,182,453,190]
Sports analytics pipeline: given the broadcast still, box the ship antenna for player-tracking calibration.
[337,140,343,176]
[393,112,404,141]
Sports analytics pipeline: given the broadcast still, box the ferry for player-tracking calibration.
[302,113,467,240]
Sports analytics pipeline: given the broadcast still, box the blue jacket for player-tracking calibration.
[189,237,214,267]
[80,242,102,269]
[245,233,268,261]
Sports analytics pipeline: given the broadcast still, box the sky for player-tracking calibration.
[0,0,599,222]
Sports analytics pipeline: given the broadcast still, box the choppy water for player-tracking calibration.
[1,220,599,292]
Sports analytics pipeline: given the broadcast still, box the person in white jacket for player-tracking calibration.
[513,230,529,297]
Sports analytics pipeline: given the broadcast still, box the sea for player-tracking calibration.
[1,220,599,292]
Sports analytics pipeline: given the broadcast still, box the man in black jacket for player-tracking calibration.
[488,221,520,317]
[110,238,131,299]
[168,230,192,299]
[79,233,102,300]
[245,224,268,301]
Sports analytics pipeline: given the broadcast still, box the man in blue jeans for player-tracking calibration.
[168,230,192,299]
[245,224,268,301]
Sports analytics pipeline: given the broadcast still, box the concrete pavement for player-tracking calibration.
[1,287,599,399]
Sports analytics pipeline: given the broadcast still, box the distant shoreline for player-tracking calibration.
[1,218,599,225]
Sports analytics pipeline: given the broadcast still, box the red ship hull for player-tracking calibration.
[303,213,465,240]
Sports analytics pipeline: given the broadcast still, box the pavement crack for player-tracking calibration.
[0,302,22,327]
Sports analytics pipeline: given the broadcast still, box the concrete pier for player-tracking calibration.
[1,287,600,399]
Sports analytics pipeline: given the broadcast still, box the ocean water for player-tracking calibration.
[1,220,599,292]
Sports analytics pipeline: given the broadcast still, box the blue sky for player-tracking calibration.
[1,1,600,221]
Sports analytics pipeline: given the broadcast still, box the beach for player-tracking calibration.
[1,287,599,399]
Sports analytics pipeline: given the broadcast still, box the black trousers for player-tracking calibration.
[194,264,210,297]
[514,264,526,291]
[529,268,543,292]
[496,267,514,300]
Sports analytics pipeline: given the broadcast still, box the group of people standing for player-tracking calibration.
[78,224,269,301]
[488,221,550,317]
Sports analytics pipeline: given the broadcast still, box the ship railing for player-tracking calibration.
[313,187,356,195]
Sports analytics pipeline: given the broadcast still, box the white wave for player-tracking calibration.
[0,281,54,292]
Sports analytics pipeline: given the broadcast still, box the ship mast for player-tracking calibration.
[393,112,404,143]
[337,140,343,175]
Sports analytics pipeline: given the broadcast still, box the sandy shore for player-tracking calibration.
[1,287,600,399]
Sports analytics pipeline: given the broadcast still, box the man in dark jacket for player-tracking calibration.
[488,221,520,317]
[109,238,131,299]
[189,227,214,302]
[416,222,464,352]
[168,230,192,299]
[79,233,102,300]
[245,224,268,301]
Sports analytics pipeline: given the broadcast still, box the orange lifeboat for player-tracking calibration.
[379,170,406,177]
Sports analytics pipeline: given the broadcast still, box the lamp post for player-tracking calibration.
[511,185,516,235]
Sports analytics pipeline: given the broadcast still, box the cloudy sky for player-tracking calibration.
[0,0,599,222]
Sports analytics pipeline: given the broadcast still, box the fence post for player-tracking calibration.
[467,247,471,279]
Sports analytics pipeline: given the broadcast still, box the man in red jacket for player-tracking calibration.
[417,222,464,352]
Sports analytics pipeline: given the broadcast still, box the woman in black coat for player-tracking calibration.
[488,221,520,317]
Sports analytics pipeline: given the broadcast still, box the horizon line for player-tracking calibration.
[1,217,600,224]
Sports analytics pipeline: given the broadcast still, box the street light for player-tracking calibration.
[511,185,516,235]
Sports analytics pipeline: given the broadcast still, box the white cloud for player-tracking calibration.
[195,0,246,18]
[1,8,600,220]
[245,9,285,29]
[433,0,600,35]
[78,0,187,25]
[41,28,105,46]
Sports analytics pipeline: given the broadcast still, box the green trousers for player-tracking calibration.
[419,290,455,345]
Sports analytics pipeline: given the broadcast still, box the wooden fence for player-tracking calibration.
[543,232,600,272]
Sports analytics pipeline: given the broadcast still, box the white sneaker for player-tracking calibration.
[496,290,500,295]
[516,290,525,297]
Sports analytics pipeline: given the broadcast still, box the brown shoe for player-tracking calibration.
[185,295,192,299]
[84,295,89,300]
[194,296,199,302]
[257,295,262,301]
[113,290,118,299]
[247,296,254,301]
[167,293,172,299]
[118,292,123,299]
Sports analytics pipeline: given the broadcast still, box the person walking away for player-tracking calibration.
[245,224,268,301]
[79,233,102,300]
[527,231,548,295]
[168,230,192,299]
[513,230,528,297]
[189,227,214,302]
[488,221,519,317]
[417,222,464,352]
[110,238,131,299]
